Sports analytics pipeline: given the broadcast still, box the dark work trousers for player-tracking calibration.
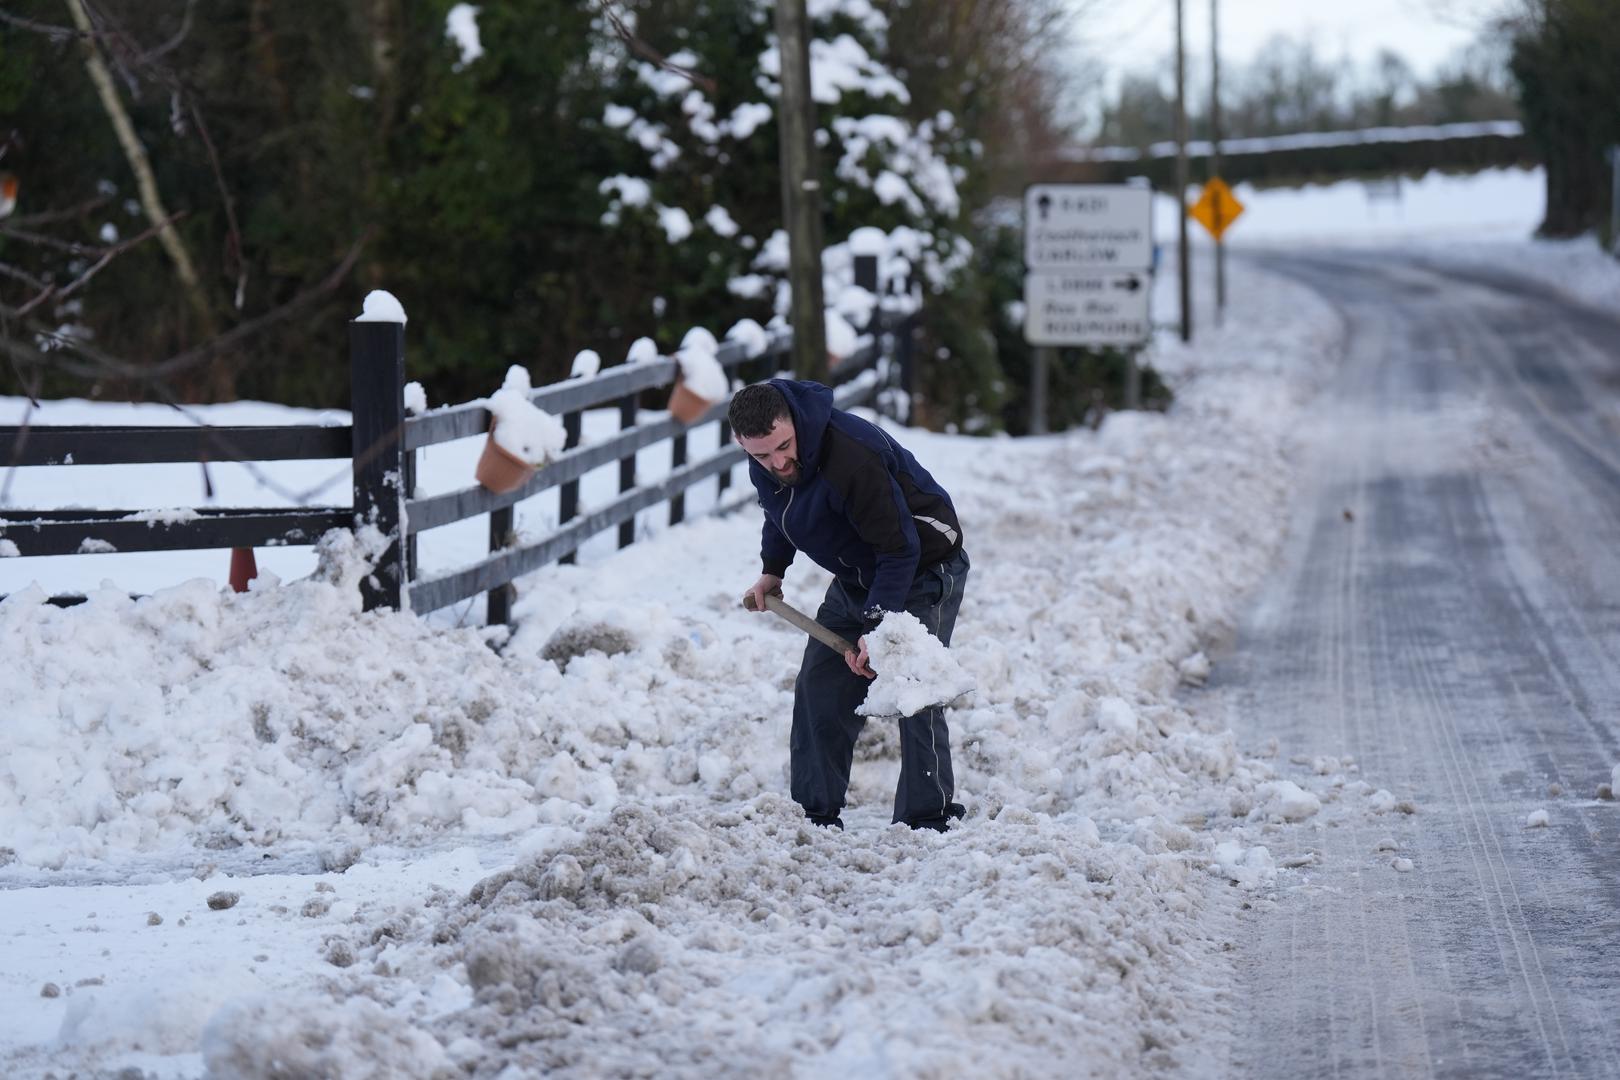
[789,548,970,826]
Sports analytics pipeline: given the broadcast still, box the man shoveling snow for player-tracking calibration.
[733,380,971,833]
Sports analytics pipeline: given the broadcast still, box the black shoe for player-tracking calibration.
[808,814,844,830]
[908,802,966,832]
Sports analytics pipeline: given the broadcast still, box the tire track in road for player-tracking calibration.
[1213,251,1620,1080]
[1383,472,1568,1076]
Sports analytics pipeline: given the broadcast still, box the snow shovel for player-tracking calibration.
[743,591,858,660]
[741,591,975,718]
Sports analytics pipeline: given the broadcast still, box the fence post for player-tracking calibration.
[350,319,407,611]
[716,410,733,502]
[853,253,878,296]
[559,410,582,564]
[487,506,514,626]
[670,427,687,526]
[895,310,916,427]
[617,394,636,548]
[854,250,901,419]
[403,441,419,582]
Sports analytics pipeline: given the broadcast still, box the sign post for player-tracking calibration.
[1188,176,1243,243]
[1023,183,1155,419]
[1189,177,1244,331]
[1610,146,1620,255]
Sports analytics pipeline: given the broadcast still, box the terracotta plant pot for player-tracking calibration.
[667,379,716,425]
[474,422,536,494]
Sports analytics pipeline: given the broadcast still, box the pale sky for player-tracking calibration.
[1077,0,1511,86]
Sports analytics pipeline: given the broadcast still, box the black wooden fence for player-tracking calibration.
[395,318,909,623]
[2,283,915,624]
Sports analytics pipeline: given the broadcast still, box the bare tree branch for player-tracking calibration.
[1,230,371,384]
[64,0,215,334]
[12,213,181,317]
[0,261,50,293]
[147,388,353,507]
[595,0,719,96]
[1,193,113,229]
[55,1,248,311]
[184,95,247,309]
[0,7,83,41]
[132,0,196,66]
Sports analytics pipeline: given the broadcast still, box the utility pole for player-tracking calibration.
[1211,0,1225,327]
[775,0,828,381]
[1174,0,1191,343]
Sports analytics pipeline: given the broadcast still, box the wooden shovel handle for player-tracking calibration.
[744,592,857,656]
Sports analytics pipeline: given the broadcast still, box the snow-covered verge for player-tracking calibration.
[0,256,1366,1078]
[1161,165,1546,246]
[1409,232,1620,314]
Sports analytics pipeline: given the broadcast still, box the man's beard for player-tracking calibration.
[772,460,801,484]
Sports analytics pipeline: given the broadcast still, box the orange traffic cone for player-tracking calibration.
[229,547,258,593]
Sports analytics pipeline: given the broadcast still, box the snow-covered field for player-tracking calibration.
[3,166,1615,1078]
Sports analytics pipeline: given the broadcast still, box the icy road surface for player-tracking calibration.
[1204,250,1620,1079]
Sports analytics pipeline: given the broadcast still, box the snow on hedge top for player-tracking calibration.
[808,0,888,37]
[833,114,961,219]
[599,175,652,208]
[758,35,909,106]
[445,4,483,67]
[637,53,700,99]
[658,206,693,243]
[487,365,566,467]
[728,102,772,140]
[1074,119,1527,163]
[705,205,740,238]
[355,290,406,324]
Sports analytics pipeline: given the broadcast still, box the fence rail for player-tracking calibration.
[0,414,353,567]
[0,507,351,557]
[2,424,352,466]
[1,292,914,626]
[405,347,893,617]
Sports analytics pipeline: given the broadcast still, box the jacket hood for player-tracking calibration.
[769,378,834,479]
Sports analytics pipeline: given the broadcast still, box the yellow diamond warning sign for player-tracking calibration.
[1189,177,1244,241]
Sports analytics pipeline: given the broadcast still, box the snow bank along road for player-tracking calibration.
[1205,250,1620,1079]
[0,253,1436,1078]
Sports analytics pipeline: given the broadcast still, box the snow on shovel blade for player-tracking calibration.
[854,610,975,719]
[742,593,974,718]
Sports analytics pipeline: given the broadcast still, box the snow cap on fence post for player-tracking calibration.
[356,290,408,325]
[350,293,409,612]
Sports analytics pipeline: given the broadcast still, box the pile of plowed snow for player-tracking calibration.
[5,259,1385,1078]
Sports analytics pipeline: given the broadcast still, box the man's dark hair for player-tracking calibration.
[728,383,790,439]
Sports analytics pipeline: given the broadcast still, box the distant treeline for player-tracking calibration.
[1092,0,1617,241]
[1095,35,1519,149]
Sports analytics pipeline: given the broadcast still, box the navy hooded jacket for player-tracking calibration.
[748,379,963,624]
